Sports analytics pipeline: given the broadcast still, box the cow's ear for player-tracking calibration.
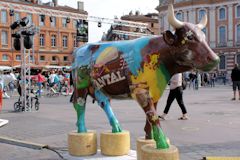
[162,30,175,45]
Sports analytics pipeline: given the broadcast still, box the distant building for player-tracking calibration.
[0,0,88,67]
[102,11,159,41]
[156,0,240,74]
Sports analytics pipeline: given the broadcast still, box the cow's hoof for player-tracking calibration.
[112,123,122,133]
[100,130,130,156]
[68,130,97,156]
[137,137,171,160]
[141,144,179,160]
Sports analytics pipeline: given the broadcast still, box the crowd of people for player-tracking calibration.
[182,70,228,90]
[0,68,73,99]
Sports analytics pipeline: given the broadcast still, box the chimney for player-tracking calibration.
[31,0,38,4]
[77,1,84,10]
[52,0,58,6]
[37,0,42,5]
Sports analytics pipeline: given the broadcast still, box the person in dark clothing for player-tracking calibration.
[69,71,74,103]
[159,73,188,120]
[231,64,240,100]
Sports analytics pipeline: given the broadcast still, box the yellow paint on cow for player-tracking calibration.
[95,47,118,66]
[131,54,168,103]
[152,115,159,122]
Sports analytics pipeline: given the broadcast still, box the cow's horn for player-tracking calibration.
[168,4,183,29]
[197,14,207,29]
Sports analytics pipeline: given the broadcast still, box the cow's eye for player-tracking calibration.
[187,35,194,40]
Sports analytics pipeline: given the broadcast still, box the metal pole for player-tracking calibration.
[20,36,26,111]
[10,15,14,69]
[28,49,31,112]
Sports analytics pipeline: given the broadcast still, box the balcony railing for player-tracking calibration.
[235,41,240,47]
[217,42,227,47]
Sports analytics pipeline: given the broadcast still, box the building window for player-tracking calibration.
[236,5,240,18]
[40,55,45,61]
[63,56,68,61]
[73,35,77,47]
[73,19,77,28]
[2,54,8,61]
[236,24,240,43]
[39,15,45,26]
[52,56,56,61]
[39,34,45,46]
[219,55,226,70]
[62,18,67,27]
[14,12,20,21]
[1,10,7,24]
[50,16,56,27]
[1,31,8,45]
[198,9,206,22]
[16,55,21,61]
[51,35,56,47]
[175,0,184,2]
[176,12,183,21]
[27,14,32,24]
[219,26,226,45]
[151,23,154,28]
[62,35,68,48]
[237,54,240,65]
[219,7,226,20]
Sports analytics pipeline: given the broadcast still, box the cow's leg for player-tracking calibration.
[135,88,169,149]
[144,101,158,139]
[73,88,88,132]
[94,90,122,133]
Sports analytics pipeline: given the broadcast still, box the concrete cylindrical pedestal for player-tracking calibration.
[100,130,130,156]
[141,144,179,160]
[137,137,171,160]
[68,130,97,156]
[137,137,155,160]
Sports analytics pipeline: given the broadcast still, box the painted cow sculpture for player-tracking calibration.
[71,5,219,149]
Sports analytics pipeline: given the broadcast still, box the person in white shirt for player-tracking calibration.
[49,70,56,87]
[159,73,188,120]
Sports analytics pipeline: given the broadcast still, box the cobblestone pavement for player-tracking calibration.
[0,85,239,160]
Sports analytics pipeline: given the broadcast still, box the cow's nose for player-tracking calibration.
[201,56,220,71]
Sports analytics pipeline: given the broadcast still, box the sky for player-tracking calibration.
[42,0,159,42]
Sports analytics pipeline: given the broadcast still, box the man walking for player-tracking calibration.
[159,73,188,120]
[231,64,240,100]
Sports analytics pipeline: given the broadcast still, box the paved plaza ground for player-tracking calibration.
[0,85,239,160]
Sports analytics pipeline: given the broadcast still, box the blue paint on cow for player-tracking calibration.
[72,37,152,76]
[94,90,122,133]
[116,37,151,76]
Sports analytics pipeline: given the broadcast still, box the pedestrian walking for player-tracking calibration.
[231,64,240,100]
[159,73,188,120]
[0,71,3,112]
[36,70,45,97]
[210,72,216,87]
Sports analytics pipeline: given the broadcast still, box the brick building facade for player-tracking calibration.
[103,11,160,41]
[0,0,87,67]
[156,0,240,74]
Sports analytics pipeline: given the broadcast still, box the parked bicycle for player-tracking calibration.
[14,88,40,112]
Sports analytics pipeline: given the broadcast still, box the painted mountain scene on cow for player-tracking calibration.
[71,5,220,150]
